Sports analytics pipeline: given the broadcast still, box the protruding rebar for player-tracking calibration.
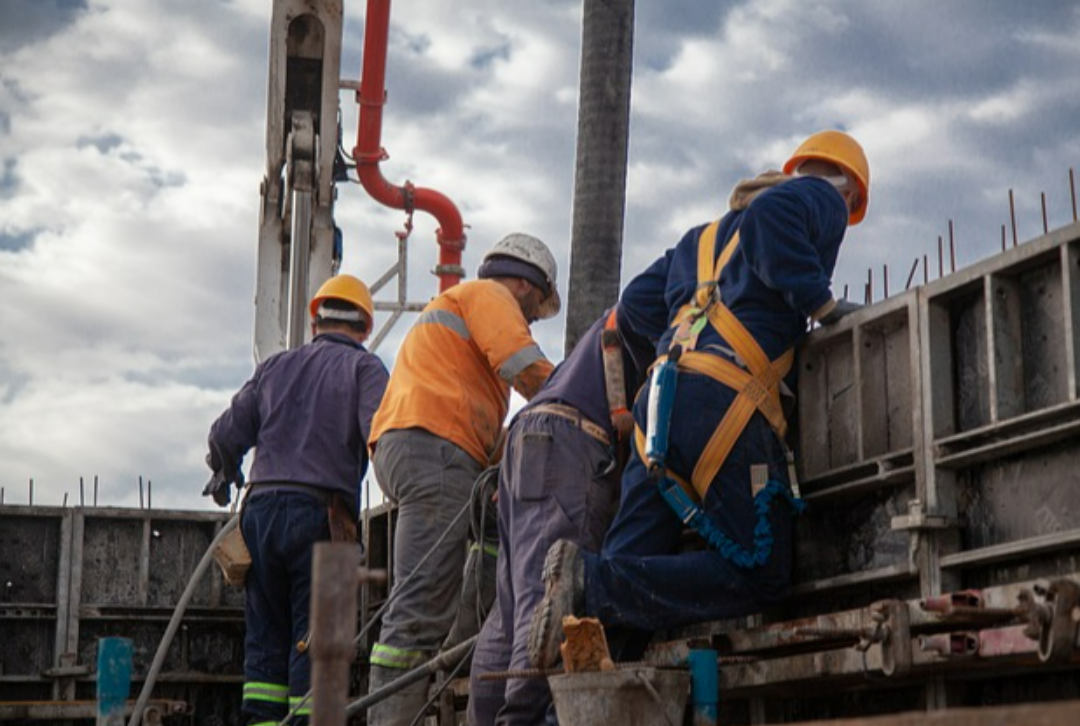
[905,258,919,290]
[1070,168,1077,221]
[1009,189,1018,247]
[883,264,889,298]
[923,254,928,284]
[949,227,956,272]
[80,477,85,507]
[938,236,944,278]
[1041,192,1049,234]
[1001,224,1007,252]
[29,478,33,506]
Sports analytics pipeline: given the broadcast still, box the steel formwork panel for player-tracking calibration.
[0,505,244,722]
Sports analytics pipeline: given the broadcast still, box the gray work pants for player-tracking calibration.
[468,412,619,726]
[369,428,483,726]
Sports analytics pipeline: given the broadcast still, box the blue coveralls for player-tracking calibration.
[582,176,849,640]
[208,332,389,726]
[468,310,657,726]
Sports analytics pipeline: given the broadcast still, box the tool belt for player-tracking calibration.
[523,402,611,446]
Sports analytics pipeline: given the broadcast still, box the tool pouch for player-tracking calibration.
[327,494,359,543]
[213,520,251,587]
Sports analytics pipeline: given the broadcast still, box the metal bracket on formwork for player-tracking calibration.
[870,600,912,677]
[890,499,953,570]
[889,499,952,532]
[1018,578,1080,664]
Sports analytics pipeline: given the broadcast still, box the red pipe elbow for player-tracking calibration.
[353,0,466,291]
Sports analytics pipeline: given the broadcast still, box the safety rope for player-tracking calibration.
[658,477,805,569]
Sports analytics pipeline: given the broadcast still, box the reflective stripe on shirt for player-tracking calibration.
[499,343,545,383]
[417,309,470,339]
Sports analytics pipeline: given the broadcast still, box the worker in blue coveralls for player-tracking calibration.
[467,304,661,726]
[204,274,389,726]
[528,130,872,671]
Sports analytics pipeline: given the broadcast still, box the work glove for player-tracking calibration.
[202,452,245,507]
[819,298,863,326]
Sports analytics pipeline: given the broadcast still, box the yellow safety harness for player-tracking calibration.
[633,220,795,504]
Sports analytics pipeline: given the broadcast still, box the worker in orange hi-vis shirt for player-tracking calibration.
[367,233,559,726]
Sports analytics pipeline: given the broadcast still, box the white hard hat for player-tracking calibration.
[480,233,561,319]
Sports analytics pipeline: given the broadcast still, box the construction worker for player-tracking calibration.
[466,302,662,726]
[528,130,871,669]
[203,274,388,726]
[367,233,560,726]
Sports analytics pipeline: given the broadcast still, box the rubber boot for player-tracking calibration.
[443,544,498,650]
[366,664,431,726]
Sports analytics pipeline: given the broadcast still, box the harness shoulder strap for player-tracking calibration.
[601,309,634,441]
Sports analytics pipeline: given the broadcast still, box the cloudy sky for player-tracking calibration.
[1,0,1078,510]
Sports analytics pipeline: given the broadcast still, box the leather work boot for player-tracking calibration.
[527,539,584,669]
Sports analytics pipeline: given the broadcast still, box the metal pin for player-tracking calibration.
[905,258,919,290]
[1009,189,1018,247]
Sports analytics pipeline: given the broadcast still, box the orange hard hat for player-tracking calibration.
[783,130,870,225]
[309,275,375,329]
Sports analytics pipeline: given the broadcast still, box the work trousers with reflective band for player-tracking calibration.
[368,428,483,726]
[469,412,619,726]
[584,371,795,639]
[242,490,331,726]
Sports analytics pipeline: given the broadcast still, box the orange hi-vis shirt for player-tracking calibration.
[370,280,554,466]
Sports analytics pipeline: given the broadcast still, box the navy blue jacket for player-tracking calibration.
[525,306,659,440]
[208,332,389,509]
[620,176,849,362]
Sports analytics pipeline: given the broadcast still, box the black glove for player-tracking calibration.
[202,452,245,507]
[819,298,863,325]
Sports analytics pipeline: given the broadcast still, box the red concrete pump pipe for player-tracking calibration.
[353,0,466,291]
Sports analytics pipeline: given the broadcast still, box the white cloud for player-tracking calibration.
[1,0,1079,508]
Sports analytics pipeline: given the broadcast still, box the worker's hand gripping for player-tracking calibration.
[202,451,245,507]
[819,298,862,325]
